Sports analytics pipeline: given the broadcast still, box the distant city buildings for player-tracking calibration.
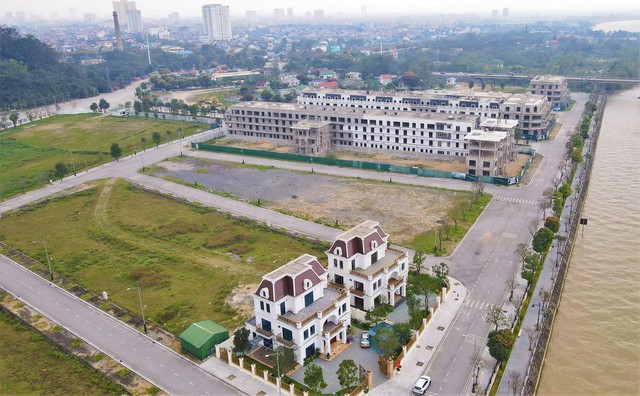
[168,12,179,24]
[246,10,257,25]
[274,8,285,20]
[202,4,232,42]
[112,0,143,33]
[314,10,324,21]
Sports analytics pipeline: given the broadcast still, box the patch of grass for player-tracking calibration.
[411,193,492,255]
[0,179,326,333]
[93,352,106,362]
[147,386,160,395]
[0,310,124,395]
[51,325,62,332]
[188,89,238,108]
[116,368,131,378]
[70,338,83,347]
[0,113,208,200]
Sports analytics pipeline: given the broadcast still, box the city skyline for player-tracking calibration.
[1,0,637,20]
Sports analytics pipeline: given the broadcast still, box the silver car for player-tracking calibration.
[360,332,370,348]
[412,376,432,395]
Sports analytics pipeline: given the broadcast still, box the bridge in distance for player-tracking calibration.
[434,71,640,84]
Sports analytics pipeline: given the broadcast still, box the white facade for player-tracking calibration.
[112,0,140,32]
[326,221,409,311]
[529,75,570,110]
[202,4,232,42]
[246,254,351,366]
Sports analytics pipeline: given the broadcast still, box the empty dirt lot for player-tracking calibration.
[154,157,478,246]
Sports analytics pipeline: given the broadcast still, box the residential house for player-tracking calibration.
[326,221,409,311]
[379,74,396,86]
[245,254,351,365]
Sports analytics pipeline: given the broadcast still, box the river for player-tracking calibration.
[593,20,640,33]
[538,87,640,394]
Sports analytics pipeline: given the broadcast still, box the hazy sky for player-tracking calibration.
[1,0,637,19]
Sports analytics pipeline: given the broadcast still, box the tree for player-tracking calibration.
[260,89,274,101]
[469,80,475,89]
[89,102,98,112]
[140,136,147,147]
[405,291,424,329]
[487,329,513,363]
[110,143,122,161]
[273,346,296,375]
[485,305,508,331]
[373,327,400,359]
[532,227,555,254]
[54,162,67,178]
[528,219,538,238]
[232,328,251,356]
[98,98,110,112]
[538,199,552,221]
[401,71,421,88]
[9,112,18,127]
[412,250,425,274]
[152,131,162,147]
[539,288,552,311]
[469,352,486,393]
[410,275,435,317]
[514,243,528,269]
[433,262,449,281]
[336,359,359,389]
[124,101,132,110]
[544,216,560,233]
[365,303,393,326]
[507,370,523,396]
[165,130,172,142]
[474,177,485,197]
[525,326,538,351]
[505,275,518,302]
[304,363,327,393]
[392,322,414,346]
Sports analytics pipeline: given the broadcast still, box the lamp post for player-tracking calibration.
[179,127,184,156]
[241,148,245,164]
[532,303,542,330]
[265,347,282,396]
[127,283,147,333]
[33,241,53,281]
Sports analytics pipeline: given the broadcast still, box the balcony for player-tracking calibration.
[323,320,345,337]
[328,280,346,291]
[256,325,273,338]
[350,287,365,297]
[276,334,295,348]
[388,276,405,289]
[278,289,349,327]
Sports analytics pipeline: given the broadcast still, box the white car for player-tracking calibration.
[360,332,370,348]
[412,376,432,395]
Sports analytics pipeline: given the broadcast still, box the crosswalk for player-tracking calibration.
[495,196,538,206]
[463,333,486,345]
[465,299,495,311]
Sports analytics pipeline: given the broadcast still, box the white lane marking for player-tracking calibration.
[446,371,450,377]
[159,364,164,368]
[85,321,90,324]
[120,341,125,345]
[75,314,80,318]
[64,308,70,312]
[36,291,41,295]
[107,333,112,337]
[46,297,51,300]
[133,348,137,352]
[173,373,179,377]
[146,356,150,360]
[97,326,102,330]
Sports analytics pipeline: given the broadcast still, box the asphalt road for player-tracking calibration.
[0,254,242,396]
[420,93,589,395]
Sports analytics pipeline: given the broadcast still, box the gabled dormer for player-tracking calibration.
[326,220,388,271]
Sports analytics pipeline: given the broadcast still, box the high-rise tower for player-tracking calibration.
[202,4,232,42]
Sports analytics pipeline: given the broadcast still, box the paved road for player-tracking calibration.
[0,93,587,395]
[0,254,242,396]
[420,93,588,395]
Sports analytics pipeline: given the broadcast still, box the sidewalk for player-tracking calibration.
[495,117,594,395]
[372,278,468,395]
[200,354,279,396]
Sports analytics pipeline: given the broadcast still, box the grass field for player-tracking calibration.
[0,179,326,333]
[0,113,208,200]
[0,309,123,395]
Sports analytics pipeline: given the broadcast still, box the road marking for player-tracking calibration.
[159,364,164,368]
[146,356,150,360]
[133,348,137,352]
[120,341,125,345]
[46,297,51,300]
[65,308,70,311]
[173,373,179,377]
[107,333,112,337]
[75,314,80,318]
[464,334,486,345]
[36,291,41,295]
[97,326,101,330]
[86,321,90,324]
[189,382,194,386]
[446,371,450,377]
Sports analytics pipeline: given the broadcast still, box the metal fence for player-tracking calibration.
[192,141,537,186]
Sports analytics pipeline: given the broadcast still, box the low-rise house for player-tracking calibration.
[280,74,300,87]
[379,74,396,86]
[245,254,351,365]
[326,221,409,311]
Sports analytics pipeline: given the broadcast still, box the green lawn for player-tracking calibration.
[0,179,326,333]
[0,113,208,200]
[0,309,123,395]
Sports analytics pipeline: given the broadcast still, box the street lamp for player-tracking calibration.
[33,241,53,281]
[265,347,282,396]
[127,283,147,333]
[179,127,184,156]
[241,148,245,164]
[532,303,542,330]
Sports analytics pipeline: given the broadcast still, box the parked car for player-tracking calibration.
[412,376,432,395]
[360,332,370,348]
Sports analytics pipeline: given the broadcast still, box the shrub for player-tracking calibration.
[532,227,555,253]
[544,216,560,233]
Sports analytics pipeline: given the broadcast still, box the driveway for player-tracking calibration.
[289,330,387,393]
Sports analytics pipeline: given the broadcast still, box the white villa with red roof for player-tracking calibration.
[326,220,409,311]
[245,254,351,365]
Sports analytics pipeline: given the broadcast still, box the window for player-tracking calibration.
[371,251,378,264]
[280,302,286,315]
[261,319,271,332]
[260,287,270,299]
[310,325,316,335]
[282,328,293,341]
[304,291,314,307]
[483,161,491,168]
[303,279,313,290]
[304,329,309,340]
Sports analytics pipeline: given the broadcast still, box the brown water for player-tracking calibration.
[538,87,640,395]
